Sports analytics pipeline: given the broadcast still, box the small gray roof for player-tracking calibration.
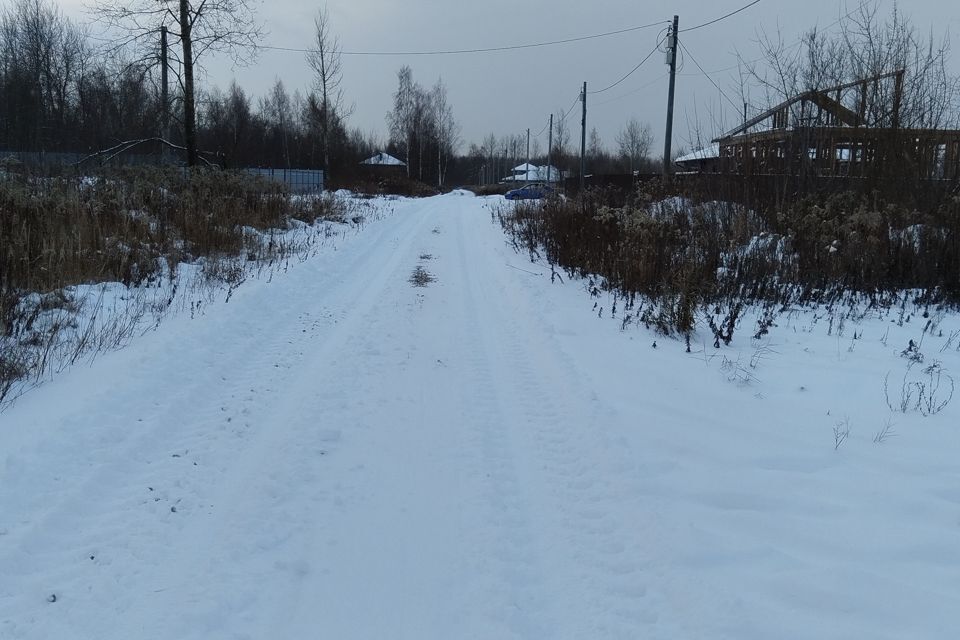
[361,152,406,166]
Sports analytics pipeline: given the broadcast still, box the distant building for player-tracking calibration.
[360,152,406,177]
[711,70,960,181]
[361,152,406,167]
[675,144,721,173]
[503,163,562,183]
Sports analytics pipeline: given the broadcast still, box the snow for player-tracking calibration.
[2,193,960,639]
[676,143,720,163]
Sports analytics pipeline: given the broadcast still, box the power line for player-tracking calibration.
[677,40,742,114]
[675,2,867,79]
[679,0,761,33]
[259,19,670,57]
[588,37,665,95]
[594,72,669,107]
[559,93,582,122]
[535,117,551,137]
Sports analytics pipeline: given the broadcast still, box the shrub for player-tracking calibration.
[497,185,960,338]
[0,166,353,410]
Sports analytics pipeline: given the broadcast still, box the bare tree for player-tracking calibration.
[260,79,292,168]
[387,65,415,177]
[90,0,263,166]
[840,2,959,129]
[0,0,89,150]
[306,5,344,172]
[481,132,497,183]
[412,85,433,181]
[431,78,459,186]
[552,109,571,174]
[588,126,604,166]
[739,0,959,131]
[616,118,654,174]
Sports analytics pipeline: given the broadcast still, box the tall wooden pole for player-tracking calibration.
[580,81,587,192]
[547,113,553,186]
[526,127,530,184]
[180,0,198,167]
[160,25,169,158]
[663,15,679,184]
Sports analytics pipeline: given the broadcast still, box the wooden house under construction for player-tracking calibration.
[711,70,960,183]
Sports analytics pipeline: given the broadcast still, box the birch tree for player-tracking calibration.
[617,118,653,174]
[306,5,344,172]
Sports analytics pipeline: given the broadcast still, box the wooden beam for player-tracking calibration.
[808,92,860,127]
[714,69,906,142]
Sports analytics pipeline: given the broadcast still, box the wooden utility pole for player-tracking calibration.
[526,127,531,184]
[580,81,587,192]
[160,25,169,157]
[547,113,553,187]
[662,15,679,183]
[179,0,198,167]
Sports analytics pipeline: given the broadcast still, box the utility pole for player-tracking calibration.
[662,15,679,184]
[160,25,169,157]
[580,81,587,192]
[526,127,531,184]
[547,113,553,187]
[179,0,198,167]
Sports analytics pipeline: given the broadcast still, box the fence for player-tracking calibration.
[1,150,326,193]
[245,168,325,193]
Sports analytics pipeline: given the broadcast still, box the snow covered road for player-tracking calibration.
[3,192,960,639]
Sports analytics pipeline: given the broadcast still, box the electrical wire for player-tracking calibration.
[678,40,742,114]
[559,93,582,122]
[594,72,670,107]
[587,36,665,95]
[258,19,670,57]
[679,0,761,33]
[674,2,867,81]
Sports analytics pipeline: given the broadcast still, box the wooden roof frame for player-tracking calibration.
[714,70,904,142]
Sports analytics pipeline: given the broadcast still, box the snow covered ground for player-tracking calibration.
[2,191,959,639]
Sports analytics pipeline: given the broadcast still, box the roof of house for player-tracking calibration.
[713,70,904,142]
[676,144,720,164]
[503,165,561,182]
[361,152,406,166]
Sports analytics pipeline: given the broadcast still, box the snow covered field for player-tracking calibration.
[2,191,959,639]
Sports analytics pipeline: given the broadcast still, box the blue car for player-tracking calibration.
[505,183,554,200]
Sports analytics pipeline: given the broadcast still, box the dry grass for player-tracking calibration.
[498,186,960,338]
[409,266,436,287]
[0,166,355,406]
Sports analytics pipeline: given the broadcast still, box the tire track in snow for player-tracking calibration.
[118,197,439,639]
[455,203,665,638]
[451,206,557,639]
[0,199,432,639]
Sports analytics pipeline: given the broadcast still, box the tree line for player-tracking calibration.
[462,117,659,185]
[1,0,661,185]
[0,0,376,177]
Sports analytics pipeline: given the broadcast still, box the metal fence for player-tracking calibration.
[2,150,326,193]
[245,168,324,193]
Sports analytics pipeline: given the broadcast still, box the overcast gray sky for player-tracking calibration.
[59,0,959,154]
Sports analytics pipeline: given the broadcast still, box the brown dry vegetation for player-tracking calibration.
[498,186,960,340]
[0,166,352,404]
